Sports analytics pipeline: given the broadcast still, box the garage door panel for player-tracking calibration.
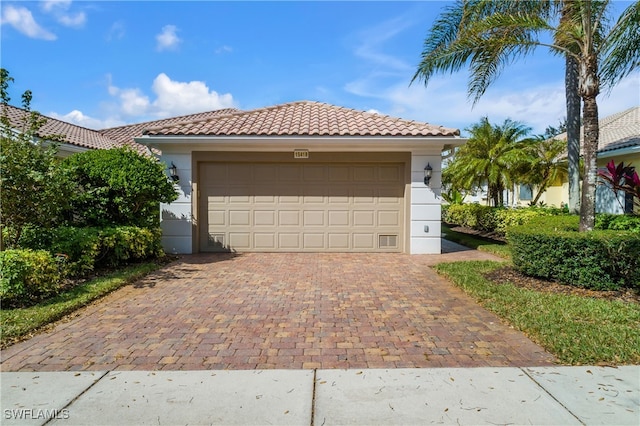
[303,165,327,182]
[353,233,375,249]
[278,211,300,226]
[254,210,275,226]
[229,210,250,226]
[328,166,350,182]
[303,210,325,226]
[279,233,301,249]
[228,164,254,183]
[328,210,349,226]
[303,233,324,249]
[328,233,350,249]
[378,210,400,226]
[208,210,226,226]
[229,233,251,249]
[200,162,404,252]
[379,165,401,182]
[353,211,375,226]
[254,233,276,249]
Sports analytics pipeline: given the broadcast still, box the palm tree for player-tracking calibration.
[413,0,640,231]
[521,137,569,205]
[443,117,531,206]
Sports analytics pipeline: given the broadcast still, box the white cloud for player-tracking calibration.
[106,73,235,120]
[41,0,71,13]
[151,73,235,116]
[40,0,86,28]
[1,5,56,40]
[106,21,125,41]
[215,45,233,54]
[49,110,124,130]
[156,25,181,51]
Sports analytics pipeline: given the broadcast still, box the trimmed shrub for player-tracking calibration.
[443,204,564,235]
[508,216,640,290]
[11,225,164,276]
[99,227,164,266]
[0,249,65,306]
[596,214,640,232]
[61,148,178,228]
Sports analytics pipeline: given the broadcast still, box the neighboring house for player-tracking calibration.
[136,101,464,255]
[515,106,640,212]
[1,104,119,156]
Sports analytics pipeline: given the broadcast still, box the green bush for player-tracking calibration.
[442,204,564,235]
[0,249,65,306]
[99,227,164,266]
[10,225,164,276]
[61,148,178,228]
[508,216,640,290]
[596,214,640,232]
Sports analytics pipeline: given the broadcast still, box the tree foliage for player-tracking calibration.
[62,147,179,228]
[0,69,73,246]
[443,117,531,206]
[413,0,640,231]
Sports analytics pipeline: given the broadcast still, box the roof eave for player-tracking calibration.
[135,134,466,154]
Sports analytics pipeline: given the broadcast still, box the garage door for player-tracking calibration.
[199,162,405,252]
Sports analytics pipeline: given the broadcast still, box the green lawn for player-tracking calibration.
[441,224,511,259]
[434,260,640,365]
[1,262,163,348]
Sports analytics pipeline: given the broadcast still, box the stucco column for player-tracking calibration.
[410,153,442,254]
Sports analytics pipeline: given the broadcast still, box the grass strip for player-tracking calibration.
[1,262,162,348]
[434,260,640,365]
[441,224,511,259]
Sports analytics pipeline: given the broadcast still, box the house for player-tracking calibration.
[516,106,640,212]
[136,101,464,255]
[2,101,464,254]
[1,104,120,156]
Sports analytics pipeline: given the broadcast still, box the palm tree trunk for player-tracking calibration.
[565,55,581,215]
[579,54,600,232]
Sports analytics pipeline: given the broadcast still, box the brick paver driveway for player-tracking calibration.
[1,252,556,371]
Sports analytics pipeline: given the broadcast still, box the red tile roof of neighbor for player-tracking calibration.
[1,104,118,150]
[142,101,461,137]
[100,108,239,147]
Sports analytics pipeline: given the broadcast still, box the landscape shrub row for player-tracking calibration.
[507,216,640,290]
[0,226,163,306]
[443,204,640,235]
[442,204,567,235]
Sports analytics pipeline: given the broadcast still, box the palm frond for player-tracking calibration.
[600,0,640,89]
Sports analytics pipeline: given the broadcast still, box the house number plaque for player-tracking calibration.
[293,149,309,159]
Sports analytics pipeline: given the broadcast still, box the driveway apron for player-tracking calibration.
[1,253,556,371]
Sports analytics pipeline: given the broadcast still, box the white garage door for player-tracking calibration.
[199,162,405,252]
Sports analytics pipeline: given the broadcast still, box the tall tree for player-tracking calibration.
[521,137,569,205]
[413,0,640,231]
[443,117,531,206]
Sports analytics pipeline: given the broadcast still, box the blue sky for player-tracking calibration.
[2,1,638,135]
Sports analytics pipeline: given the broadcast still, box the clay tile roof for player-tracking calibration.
[1,104,118,150]
[555,106,639,153]
[142,101,460,137]
[100,108,239,148]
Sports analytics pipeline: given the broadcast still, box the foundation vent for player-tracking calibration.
[379,235,398,249]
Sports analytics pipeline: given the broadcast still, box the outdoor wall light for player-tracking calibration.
[424,163,433,187]
[169,162,179,182]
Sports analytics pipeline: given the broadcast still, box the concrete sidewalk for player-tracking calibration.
[2,366,638,425]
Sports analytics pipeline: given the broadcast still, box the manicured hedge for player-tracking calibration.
[9,226,164,277]
[595,214,640,232]
[0,249,66,306]
[507,216,640,290]
[442,204,566,235]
